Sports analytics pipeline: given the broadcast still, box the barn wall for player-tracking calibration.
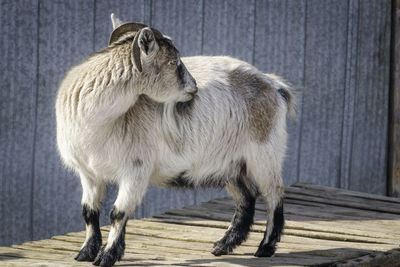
[0,0,392,245]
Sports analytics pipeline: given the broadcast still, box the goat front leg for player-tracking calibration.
[93,172,149,267]
[75,174,105,261]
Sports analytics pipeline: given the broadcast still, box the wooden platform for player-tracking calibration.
[1,183,400,266]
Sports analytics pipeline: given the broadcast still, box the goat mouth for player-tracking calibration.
[177,92,196,103]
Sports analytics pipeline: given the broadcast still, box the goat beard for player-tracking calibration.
[161,102,184,152]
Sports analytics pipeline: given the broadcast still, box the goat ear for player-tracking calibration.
[132,31,143,72]
[138,28,157,55]
[132,28,158,73]
[110,13,123,30]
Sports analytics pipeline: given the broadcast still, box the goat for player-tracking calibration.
[55,14,295,267]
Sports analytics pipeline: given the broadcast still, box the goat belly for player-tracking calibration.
[160,172,229,189]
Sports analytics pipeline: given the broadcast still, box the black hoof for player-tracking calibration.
[212,239,225,248]
[211,242,233,256]
[75,238,102,262]
[93,242,124,267]
[74,248,96,261]
[211,246,227,256]
[254,244,276,257]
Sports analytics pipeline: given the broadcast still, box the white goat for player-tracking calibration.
[56,14,295,267]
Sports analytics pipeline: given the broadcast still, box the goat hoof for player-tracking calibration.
[75,237,102,262]
[93,243,124,267]
[211,244,232,256]
[211,246,226,256]
[75,248,95,262]
[212,239,223,248]
[254,244,276,257]
[92,246,105,266]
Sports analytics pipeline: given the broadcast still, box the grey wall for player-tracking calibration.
[0,0,392,246]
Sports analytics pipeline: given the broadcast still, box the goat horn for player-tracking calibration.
[109,22,148,45]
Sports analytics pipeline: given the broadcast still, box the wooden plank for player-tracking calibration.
[94,0,150,222]
[253,0,306,186]
[284,199,400,221]
[292,183,400,204]
[150,213,400,243]
[285,187,400,215]
[348,0,392,195]
[209,196,400,222]
[32,0,95,240]
[285,186,400,212]
[298,0,348,188]
[12,244,71,256]
[0,0,38,246]
[208,195,400,221]
[339,248,400,267]
[388,0,400,197]
[0,246,81,263]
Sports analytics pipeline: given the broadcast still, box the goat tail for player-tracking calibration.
[277,86,297,120]
[262,73,297,120]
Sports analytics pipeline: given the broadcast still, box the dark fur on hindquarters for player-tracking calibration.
[211,175,256,256]
[75,205,102,261]
[254,201,284,257]
[93,207,126,267]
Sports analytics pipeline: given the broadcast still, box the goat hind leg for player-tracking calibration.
[75,175,105,261]
[211,177,257,256]
[254,191,284,257]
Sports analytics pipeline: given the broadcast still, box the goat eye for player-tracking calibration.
[168,60,177,66]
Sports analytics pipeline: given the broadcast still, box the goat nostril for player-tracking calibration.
[185,87,198,95]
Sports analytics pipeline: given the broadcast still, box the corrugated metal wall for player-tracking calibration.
[0,0,392,246]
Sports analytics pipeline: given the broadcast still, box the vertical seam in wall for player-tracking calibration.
[200,0,205,55]
[297,0,307,182]
[348,0,358,190]
[30,0,41,241]
[348,0,362,191]
[338,0,351,189]
[252,0,256,66]
[93,0,96,52]
[387,0,397,196]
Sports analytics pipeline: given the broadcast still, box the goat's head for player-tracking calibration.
[110,14,198,103]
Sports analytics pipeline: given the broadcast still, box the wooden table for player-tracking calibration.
[1,183,400,266]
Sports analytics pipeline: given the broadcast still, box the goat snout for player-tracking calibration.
[184,75,198,95]
[185,86,198,95]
